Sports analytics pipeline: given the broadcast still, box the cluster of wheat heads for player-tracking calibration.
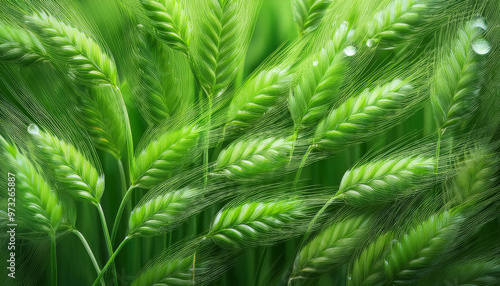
[0,0,499,285]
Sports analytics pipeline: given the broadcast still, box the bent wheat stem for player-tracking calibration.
[111,185,135,243]
[92,237,132,286]
[96,203,118,286]
[293,145,313,190]
[71,229,105,286]
[51,236,57,286]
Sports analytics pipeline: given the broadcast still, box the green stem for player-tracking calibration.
[96,203,118,286]
[92,237,131,286]
[50,236,57,286]
[117,159,127,198]
[204,96,213,187]
[111,185,135,243]
[254,248,268,286]
[292,145,313,190]
[435,129,442,173]
[72,230,105,286]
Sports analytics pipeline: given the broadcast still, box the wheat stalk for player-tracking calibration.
[314,79,413,152]
[0,22,48,66]
[26,11,117,87]
[208,199,305,248]
[290,215,372,281]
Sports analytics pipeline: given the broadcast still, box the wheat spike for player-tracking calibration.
[193,0,259,97]
[365,0,446,48]
[212,136,293,179]
[291,215,372,280]
[314,79,413,152]
[208,199,305,248]
[30,126,104,203]
[292,0,333,35]
[336,155,436,206]
[347,232,394,286]
[385,211,463,285]
[1,135,62,236]
[128,187,201,237]
[132,125,201,189]
[227,67,292,129]
[140,0,191,53]
[0,22,48,66]
[289,24,350,130]
[431,21,485,132]
[26,11,117,87]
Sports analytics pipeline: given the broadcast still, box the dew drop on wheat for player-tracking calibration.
[28,124,39,135]
[472,38,491,55]
[367,39,375,47]
[313,59,319,66]
[137,24,143,29]
[472,17,487,31]
[344,45,357,56]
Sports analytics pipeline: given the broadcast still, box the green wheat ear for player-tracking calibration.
[140,0,191,54]
[421,259,500,285]
[212,136,293,180]
[132,241,229,286]
[336,155,436,206]
[131,125,202,189]
[26,11,117,87]
[78,87,126,158]
[290,215,372,281]
[226,67,292,129]
[208,199,305,248]
[347,232,394,286]
[384,211,463,285]
[1,135,62,237]
[314,79,413,152]
[289,23,351,131]
[192,0,260,97]
[364,0,446,48]
[128,187,202,237]
[0,22,48,66]
[30,126,104,204]
[431,21,486,133]
[292,0,333,35]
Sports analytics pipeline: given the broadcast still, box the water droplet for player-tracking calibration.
[472,38,491,55]
[384,260,389,265]
[216,90,224,97]
[472,17,487,31]
[28,124,39,135]
[137,24,144,29]
[348,29,355,38]
[344,45,357,56]
[312,59,319,66]
[366,39,376,47]
[348,276,352,280]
